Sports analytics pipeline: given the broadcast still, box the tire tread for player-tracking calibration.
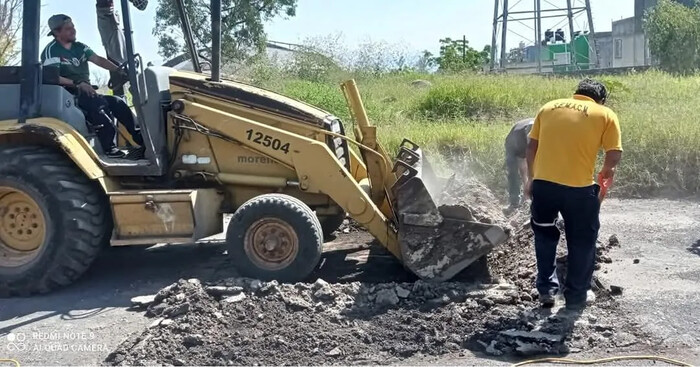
[0,145,111,296]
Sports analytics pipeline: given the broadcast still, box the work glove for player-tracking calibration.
[130,0,148,11]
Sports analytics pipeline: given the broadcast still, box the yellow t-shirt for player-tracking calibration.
[528,94,622,187]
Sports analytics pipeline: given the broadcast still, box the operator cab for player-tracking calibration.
[8,0,223,177]
[3,0,197,177]
[0,64,174,177]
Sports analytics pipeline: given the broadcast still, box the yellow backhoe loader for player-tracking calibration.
[0,0,508,296]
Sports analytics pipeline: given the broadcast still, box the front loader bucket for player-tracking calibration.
[391,139,508,281]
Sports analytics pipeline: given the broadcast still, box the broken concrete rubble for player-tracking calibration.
[500,329,564,343]
[479,340,503,356]
[182,334,204,347]
[222,293,246,303]
[374,288,399,306]
[514,339,557,355]
[205,285,243,296]
[610,285,624,296]
[313,286,336,300]
[325,347,343,357]
[163,302,189,318]
[106,175,635,366]
[313,278,329,290]
[130,295,156,308]
[395,286,411,298]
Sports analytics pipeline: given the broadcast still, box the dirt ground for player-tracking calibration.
[0,198,699,366]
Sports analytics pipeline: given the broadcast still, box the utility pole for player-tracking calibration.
[499,0,509,69]
[462,35,467,63]
[490,0,499,70]
[584,0,599,68]
[566,0,577,70]
[536,0,542,73]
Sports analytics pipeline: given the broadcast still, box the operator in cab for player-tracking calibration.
[525,78,622,311]
[41,14,144,159]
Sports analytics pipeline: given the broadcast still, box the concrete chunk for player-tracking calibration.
[500,329,563,343]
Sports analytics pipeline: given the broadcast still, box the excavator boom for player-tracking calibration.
[340,81,509,281]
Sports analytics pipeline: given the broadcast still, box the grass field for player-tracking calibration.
[251,69,700,199]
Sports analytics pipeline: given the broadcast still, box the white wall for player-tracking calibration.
[612,33,650,67]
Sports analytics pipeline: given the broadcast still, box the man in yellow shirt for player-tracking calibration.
[525,78,622,311]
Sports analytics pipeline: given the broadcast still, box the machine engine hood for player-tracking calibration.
[169,71,334,126]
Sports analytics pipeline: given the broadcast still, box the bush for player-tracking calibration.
[417,74,573,119]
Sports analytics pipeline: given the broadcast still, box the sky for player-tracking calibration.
[38,0,634,79]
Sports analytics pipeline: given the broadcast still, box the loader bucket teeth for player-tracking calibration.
[391,140,508,281]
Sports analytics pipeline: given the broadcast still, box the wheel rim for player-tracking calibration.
[243,218,299,271]
[0,187,47,267]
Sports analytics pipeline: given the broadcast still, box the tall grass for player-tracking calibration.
[245,64,700,199]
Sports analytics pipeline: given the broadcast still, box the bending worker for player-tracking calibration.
[504,118,535,208]
[525,78,622,311]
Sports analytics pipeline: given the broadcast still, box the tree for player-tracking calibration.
[154,0,297,63]
[0,0,22,65]
[644,0,700,73]
[414,50,436,72]
[428,37,490,72]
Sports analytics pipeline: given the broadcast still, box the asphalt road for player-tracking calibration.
[0,199,698,366]
[594,199,700,363]
[0,243,231,366]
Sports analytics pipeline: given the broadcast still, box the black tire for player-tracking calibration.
[319,211,346,239]
[226,194,323,282]
[0,145,111,297]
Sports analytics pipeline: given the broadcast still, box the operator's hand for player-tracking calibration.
[597,166,615,203]
[117,68,129,80]
[598,166,616,180]
[77,81,96,96]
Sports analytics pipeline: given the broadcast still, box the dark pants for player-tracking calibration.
[77,93,143,150]
[505,153,523,206]
[530,179,600,305]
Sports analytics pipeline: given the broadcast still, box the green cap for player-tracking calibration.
[47,14,71,37]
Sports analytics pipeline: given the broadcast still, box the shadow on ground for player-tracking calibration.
[466,305,583,360]
[688,240,700,257]
[0,242,230,334]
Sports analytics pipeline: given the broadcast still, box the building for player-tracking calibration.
[611,0,694,68]
[611,16,648,67]
[498,31,596,74]
[500,0,695,73]
[594,31,613,69]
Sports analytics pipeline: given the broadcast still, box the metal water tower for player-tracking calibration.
[490,0,599,73]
